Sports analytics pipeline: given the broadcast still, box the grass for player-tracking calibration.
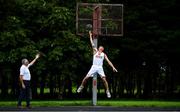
[0,100,180,107]
[98,100,180,107]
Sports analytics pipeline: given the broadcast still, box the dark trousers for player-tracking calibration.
[18,80,31,107]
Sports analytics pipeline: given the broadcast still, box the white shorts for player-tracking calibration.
[86,65,105,77]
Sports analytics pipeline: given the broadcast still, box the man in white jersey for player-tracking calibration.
[17,54,40,109]
[77,31,118,98]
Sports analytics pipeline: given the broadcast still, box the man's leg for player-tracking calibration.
[77,66,96,93]
[101,77,109,90]
[17,88,25,108]
[98,67,111,98]
[77,76,90,93]
[24,81,31,108]
[101,77,111,98]
[81,76,90,87]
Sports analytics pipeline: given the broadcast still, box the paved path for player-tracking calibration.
[0,106,180,111]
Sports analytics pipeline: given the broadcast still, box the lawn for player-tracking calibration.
[0,100,180,107]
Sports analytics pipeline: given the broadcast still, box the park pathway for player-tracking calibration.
[0,106,180,111]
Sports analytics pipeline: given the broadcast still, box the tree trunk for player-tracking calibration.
[40,75,45,98]
[49,73,54,96]
[143,71,152,99]
[1,67,9,98]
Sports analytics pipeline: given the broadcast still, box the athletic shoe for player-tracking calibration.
[106,90,111,98]
[77,86,84,93]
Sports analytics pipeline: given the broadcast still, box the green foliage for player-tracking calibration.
[0,0,90,83]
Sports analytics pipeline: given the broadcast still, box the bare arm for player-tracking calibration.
[29,54,40,66]
[89,31,97,54]
[104,54,118,72]
[19,75,25,89]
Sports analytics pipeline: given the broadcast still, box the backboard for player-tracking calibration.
[76,3,123,37]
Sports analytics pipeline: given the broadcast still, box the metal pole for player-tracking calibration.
[92,4,100,106]
[92,38,98,106]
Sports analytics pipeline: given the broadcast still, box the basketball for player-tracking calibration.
[86,24,92,31]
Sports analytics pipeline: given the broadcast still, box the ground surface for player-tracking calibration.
[0,106,180,111]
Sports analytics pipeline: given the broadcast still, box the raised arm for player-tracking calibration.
[89,31,97,54]
[104,54,118,72]
[28,54,40,67]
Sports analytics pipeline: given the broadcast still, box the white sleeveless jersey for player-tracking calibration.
[92,52,105,66]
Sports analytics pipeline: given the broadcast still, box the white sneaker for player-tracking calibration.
[106,90,111,98]
[77,86,84,93]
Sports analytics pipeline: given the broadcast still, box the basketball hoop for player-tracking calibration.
[76,3,123,37]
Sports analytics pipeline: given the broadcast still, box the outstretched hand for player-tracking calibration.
[35,54,40,59]
[113,67,118,72]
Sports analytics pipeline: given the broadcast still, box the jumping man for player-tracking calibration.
[77,31,118,98]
